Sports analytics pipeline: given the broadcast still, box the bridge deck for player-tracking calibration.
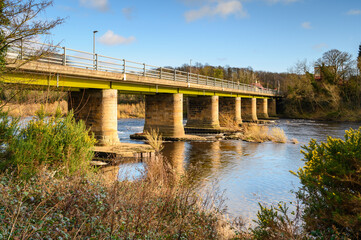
[5,41,279,98]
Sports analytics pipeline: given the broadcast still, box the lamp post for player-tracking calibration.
[93,30,98,69]
[189,59,192,73]
[93,30,98,55]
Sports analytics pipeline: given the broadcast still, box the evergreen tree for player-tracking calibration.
[357,43,361,73]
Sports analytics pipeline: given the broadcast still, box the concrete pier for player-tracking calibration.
[241,98,258,122]
[257,98,269,119]
[219,97,242,126]
[143,93,185,138]
[186,96,220,129]
[68,89,119,146]
[268,98,277,117]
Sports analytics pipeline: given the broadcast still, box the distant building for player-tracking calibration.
[314,66,336,80]
[314,67,322,80]
[252,81,265,89]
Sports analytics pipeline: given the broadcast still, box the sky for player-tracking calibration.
[41,0,361,73]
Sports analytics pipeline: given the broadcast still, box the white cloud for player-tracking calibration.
[301,21,312,29]
[313,43,328,51]
[98,30,136,45]
[79,0,109,12]
[347,9,361,15]
[122,7,134,20]
[264,0,299,4]
[185,0,248,22]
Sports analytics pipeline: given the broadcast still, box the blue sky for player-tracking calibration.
[43,0,361,73]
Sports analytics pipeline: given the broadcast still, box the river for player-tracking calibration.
[116,119,361,224]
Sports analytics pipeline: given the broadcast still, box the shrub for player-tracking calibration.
[294,127,361,238]
[0,108,96,179]
[250,202,303,240]
[0,162,227,239]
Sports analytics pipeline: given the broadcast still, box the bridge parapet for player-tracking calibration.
[6,40,280,96]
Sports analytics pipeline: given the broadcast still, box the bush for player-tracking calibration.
[250,202,303,240]
[0,160,227,239]
[0,108,96,179]
[294,127,361,238]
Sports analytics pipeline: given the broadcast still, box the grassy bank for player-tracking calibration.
[0,110,236,239]
[0,159,233,239]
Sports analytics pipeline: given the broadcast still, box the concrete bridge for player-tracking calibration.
[5,41,280,145]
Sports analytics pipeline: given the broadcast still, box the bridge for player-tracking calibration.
[4,40,280,145]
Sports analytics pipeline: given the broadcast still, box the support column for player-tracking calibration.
[143,93,185,138]
[257,98,269,119]
[268,98,277,117]
[186,96,220,129]
[219,97,242,126]
[68,89,119,146]
[241,98,258,122]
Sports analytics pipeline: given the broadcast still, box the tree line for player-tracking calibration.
[172,46,361,120]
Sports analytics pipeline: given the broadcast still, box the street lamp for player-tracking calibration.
[93,30,98,55]
[93,30,98,69]
[189,59,192,73]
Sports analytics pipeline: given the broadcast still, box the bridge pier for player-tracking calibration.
[219,97,242,126]
[143,93,185,138]
[257,98,269,119]
[186,96,220,129]
[268,98,277,117]
[241,98,258,122]
[68,89,119,146]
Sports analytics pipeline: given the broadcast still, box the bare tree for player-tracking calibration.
[0,0,64,108]
[315,49,355,82]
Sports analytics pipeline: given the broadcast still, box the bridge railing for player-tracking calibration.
[6,40,279,95]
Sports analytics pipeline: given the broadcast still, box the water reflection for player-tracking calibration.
[116,118,361,224]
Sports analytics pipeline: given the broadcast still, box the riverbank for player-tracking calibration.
[0,110,239,239]
[280,107,361,122]
[2,101,145,119]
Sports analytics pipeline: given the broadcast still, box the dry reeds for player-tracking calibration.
[144,128,164,153]
[219,113,240,130]
[242,124,271,143]
[0,158,230,239]
[2,100,68,117]
[269,127,287,143]
[242,124,287,143]
[117,102,145,119]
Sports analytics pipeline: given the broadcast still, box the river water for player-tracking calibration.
[117,119,361,224]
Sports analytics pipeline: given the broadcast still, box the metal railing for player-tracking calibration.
[6,40,278,95]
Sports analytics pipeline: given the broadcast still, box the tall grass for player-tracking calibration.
[0,156,231,239]
[2,100,68,117]
[219,113,240,130]
[144,128,164,153]
[242,124,287,143]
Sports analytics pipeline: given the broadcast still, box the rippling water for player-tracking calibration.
[117,118,361,223]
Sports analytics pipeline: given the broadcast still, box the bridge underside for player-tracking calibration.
[4,61,279,145]
[3,72,272,99]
